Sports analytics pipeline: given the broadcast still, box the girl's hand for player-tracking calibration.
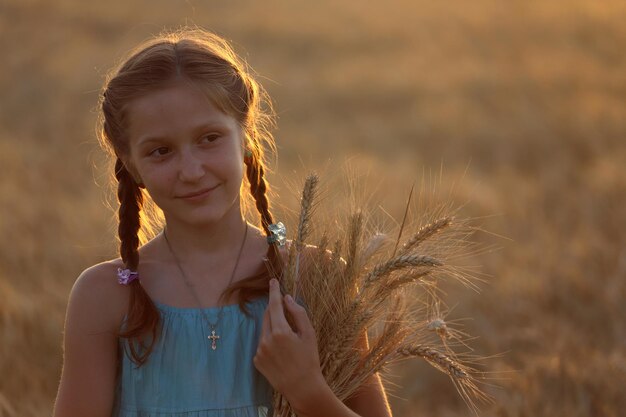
[253,278,327,408]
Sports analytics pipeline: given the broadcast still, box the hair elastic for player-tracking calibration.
[117,268,139,285]
[267,222,287,247]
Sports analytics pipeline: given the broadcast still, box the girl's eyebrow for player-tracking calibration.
[136,121,228,147]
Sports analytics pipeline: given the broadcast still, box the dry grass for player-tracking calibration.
[1,0,625,416]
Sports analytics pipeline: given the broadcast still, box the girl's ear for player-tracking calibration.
[243,130,257,166]
[244,148,253,165]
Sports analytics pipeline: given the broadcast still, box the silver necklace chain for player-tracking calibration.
[162,222,249,350]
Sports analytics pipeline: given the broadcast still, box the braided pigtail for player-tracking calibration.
[245,157,285,280]
[115,158,142,269]
[220,152,285,316]
[114,158,161,366]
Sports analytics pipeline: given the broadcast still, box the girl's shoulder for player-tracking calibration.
[68,258,131,332]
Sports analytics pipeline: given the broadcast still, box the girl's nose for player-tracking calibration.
[178,151,205,182]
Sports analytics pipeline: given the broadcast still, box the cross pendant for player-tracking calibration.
[208,329,220,350]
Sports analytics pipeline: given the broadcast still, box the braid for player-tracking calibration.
[246,159,273,232]
[245,158,284,281]
[115,158,143,269]
[114,158,160,366]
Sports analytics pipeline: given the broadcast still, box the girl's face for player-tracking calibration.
[124,82,246,227]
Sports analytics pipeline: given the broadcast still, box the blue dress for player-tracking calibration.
[110,296,274,417]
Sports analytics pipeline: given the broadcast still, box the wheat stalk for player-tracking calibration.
[398,344,468,378]
[359,232,389,269]
[295,174,319,252]
[343,211,363,286]
[289,174,319,299]
[391,182,415,257]
[397,344,492,414]
[362,254,443,290]
[272,173,491,417]
[398,216,453,255]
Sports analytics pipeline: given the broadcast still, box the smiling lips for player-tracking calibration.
[177,184,219,200]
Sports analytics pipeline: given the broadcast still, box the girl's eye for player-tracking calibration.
[149,147,170,157]
[201,134,220,143]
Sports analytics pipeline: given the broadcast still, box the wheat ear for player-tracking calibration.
[397,344,491,415]
[398,344,468,378]
[362,254,443,289]
[343,210,364,286]
[398,216,453,255]
[291,173,319,298]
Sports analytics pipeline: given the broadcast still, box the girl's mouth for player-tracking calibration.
[178,185,219,201]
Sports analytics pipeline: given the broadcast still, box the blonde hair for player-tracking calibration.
[98,27,283,366]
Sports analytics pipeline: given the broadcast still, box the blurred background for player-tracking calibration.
[1,0,625,416]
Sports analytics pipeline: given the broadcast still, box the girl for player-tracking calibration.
[53,28,392,417]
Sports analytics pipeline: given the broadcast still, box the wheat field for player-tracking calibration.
[1,0,625,416]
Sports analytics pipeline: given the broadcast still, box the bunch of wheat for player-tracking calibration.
[271,173,493,416]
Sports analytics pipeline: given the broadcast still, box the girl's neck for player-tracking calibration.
[160,208,249,260]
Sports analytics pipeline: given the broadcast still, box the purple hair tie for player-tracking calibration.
[117,268,139,285]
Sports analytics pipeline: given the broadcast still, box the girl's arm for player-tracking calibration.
[288,328,392,417]
[53,263,128,417]
[342,330,393,417]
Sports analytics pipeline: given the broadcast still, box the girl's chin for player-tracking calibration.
[157,196,240,227]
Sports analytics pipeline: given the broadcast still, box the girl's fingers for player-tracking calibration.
[284,295,315,342]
